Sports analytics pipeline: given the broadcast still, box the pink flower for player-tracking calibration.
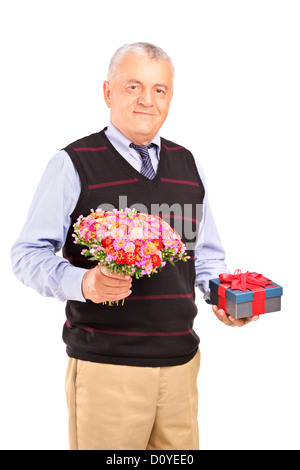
[124,242,135,253]
[113,239,126,251]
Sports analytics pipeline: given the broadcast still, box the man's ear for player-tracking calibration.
[103,81,111,108]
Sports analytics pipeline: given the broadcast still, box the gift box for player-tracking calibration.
[209,270,283,319]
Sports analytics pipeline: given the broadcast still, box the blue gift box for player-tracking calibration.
[209,277,283,319]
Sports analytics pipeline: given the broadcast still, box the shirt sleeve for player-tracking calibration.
[11,150,88,302]
[193,157,231,301]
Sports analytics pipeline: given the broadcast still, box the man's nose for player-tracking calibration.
[137,88,154,107]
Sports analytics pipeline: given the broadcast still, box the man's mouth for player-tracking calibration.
[134,111,155,116]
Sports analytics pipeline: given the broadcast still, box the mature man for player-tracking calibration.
[11,42,257,451]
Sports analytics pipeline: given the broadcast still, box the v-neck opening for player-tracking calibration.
[100,129,164,187]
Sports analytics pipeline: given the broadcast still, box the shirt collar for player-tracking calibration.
[105,121,161,156]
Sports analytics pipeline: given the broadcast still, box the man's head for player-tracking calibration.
[103,43,174,145]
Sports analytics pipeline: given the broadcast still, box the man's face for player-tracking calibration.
[103,53,174,145]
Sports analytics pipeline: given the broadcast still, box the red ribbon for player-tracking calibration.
[218,270,272,316]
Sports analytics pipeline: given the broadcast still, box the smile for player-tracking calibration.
[134,112,155,117]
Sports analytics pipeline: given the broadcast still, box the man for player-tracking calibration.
[11,42,258,450]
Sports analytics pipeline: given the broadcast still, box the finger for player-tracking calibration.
[104,284,132,295]
[228,316,247,327]
[212,305,234,326]
[99,267,132,287]
[106,289,132,301]
[228,315,259,327]
[99,265,131,281]
[102,278,132,290]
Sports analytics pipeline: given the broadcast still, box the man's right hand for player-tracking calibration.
[82,265,132,304]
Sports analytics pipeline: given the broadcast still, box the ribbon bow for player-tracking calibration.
[219,270,271,292]
[217,270,272,316]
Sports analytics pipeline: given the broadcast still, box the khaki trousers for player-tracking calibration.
[65,349,200,450]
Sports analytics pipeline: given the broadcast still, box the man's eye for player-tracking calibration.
[156,88,165,94]
[127,85,139,92]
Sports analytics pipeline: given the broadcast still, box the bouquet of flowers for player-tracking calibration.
[73,208,189,284]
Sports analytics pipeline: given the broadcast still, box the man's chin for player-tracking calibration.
[113,119,158,144]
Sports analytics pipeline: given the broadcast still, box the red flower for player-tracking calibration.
[124,252,137,265]
[151,253,162,268]
[152,239,163,250]
[134,240,144,254]
[115,249,126,264]
[104,244,115,254]
[102,236,115,247]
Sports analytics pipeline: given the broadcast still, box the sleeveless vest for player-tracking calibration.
[62,128,205,367]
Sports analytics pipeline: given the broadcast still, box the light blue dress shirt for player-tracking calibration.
[11,122,229,303]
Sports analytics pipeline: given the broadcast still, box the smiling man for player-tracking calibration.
[103,51,173,145]
[11,42,257,451]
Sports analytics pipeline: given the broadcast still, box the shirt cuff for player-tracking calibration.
[196,283,215,304]
[203,290,211,303]
[60,265,88,302]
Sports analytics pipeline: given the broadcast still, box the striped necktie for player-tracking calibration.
[130,142,156,180]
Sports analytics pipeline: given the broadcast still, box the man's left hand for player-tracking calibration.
[212,305,259,327]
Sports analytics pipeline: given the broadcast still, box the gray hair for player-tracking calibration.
[107,42,175,86]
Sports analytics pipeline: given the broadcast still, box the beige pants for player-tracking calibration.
[66,351,200,450]
[65,349,200,450]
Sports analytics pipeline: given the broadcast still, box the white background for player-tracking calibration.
[1,0,299,450]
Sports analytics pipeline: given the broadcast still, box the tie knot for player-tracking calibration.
[129,142,156,179]
[130,142,155,155]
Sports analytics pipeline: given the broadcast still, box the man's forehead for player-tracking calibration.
[116,55,172,82]
[119,52,171,71]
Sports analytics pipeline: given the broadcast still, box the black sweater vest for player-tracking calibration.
[62,128,205,367]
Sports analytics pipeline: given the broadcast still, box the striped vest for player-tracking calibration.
[62,128,205,367]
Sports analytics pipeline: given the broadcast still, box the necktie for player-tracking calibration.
[130,142,156,180]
